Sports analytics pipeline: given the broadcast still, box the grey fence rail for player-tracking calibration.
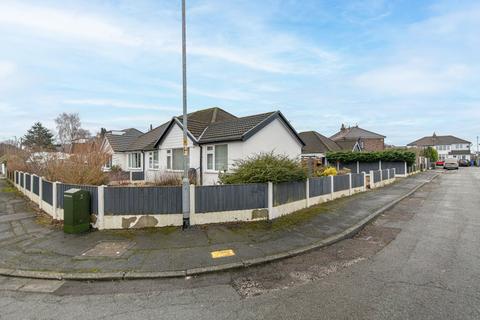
[273,181,306,206]
[352,173,364,188]
[309,176,331,197]
[32,176,39,195]
[56,183,99,214]
[25,174,31,191]
[333,175,350,192]
[196,183,268,213]
[104,186,182,215]
[42,180,53,205]
[373,171,381,183]
[338,161,406,175]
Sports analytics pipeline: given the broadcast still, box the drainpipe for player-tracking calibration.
[199,145,203,186]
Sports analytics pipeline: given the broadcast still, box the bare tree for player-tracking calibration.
[54,113,91,148]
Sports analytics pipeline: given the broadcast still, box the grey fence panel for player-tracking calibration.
[25,174,31,191]
[56,183,98,214]
[15,172,18,184]
[195,184,268,213]
[273,181,306,206]
[381,161,405,175]
[104,186,182,215]
[309,177,331,197]
[131,171,145,181]
[351,173,364,188]
[42,180,53,205]
[381,169,389,181]
[19,173,24,188]
[32,176,39,195]
[373,171,381,183]
[359,162,380,173]
[333,175,350,192]
[389,168,395,178]
[339,162,358,173]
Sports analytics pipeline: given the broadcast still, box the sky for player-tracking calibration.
[0,0,479,147]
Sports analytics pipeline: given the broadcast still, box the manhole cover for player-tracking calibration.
[80,241,134,258]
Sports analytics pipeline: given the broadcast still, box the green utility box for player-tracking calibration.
[63,188,91,234]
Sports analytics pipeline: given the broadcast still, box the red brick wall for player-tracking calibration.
[363,138,384,151]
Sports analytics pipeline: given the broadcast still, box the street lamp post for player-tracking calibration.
[181,0,190,228]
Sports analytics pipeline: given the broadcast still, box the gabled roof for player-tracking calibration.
[104,128,143,152]
[125,121,172,151]
[407,135,471,147]
[299,131,341,154]
[197,111,304,145]
[330,125,386,141]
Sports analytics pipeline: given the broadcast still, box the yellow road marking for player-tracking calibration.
[211,249,235,259]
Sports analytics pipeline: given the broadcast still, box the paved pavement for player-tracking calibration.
[0,168,478,319]
[0,172,436,279]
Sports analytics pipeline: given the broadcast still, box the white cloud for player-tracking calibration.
[354,63,471,95]
[0,3,140,46]
[0,61,16,81]
[63,99,177,112]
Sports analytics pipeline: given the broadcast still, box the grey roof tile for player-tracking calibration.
[105,128,143,152]
[300,131,341,154]
[408,135,471,147]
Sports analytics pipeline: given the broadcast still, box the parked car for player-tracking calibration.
[444,159,459,170]
[459,159,470,167]
[436,160,445,167]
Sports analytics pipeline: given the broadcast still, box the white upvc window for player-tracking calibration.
[128,152,142,170]
[206,144,228,172]
[147,151,159,170]
[166,148,189,171]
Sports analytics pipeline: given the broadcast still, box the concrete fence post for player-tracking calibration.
[393,168,396,180]
[348,173,352,195]
[268,182,274,219]
[387,168,390,180]
[370,170,375,189]
[379,169,383,184]
[39,176,43,210]
[129,171,133,183]
[330,175,334,200]
[97,185,105,230]
[52,182,58,220]
[379,160,382,170]
[23,172,26,193]
[30,174,34,198]
[363,172,367,191]
[404,161,407,177]
[189,184,196,223]
[356,161,360,174]
[306,178,310,207]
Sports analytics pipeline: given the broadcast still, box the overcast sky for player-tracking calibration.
[0,0,479,146]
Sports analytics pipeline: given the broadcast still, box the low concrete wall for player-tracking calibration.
[191,208,268,225]
[104,214,183,229]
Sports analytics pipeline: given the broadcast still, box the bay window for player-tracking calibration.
[128,152,142,170]
[206,144,228,171]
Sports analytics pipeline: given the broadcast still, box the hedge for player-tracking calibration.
[326,150,416,166]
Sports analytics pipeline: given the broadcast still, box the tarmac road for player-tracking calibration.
[1,168,479,319]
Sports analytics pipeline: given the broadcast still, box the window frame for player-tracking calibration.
[127,152,143,170]
[166,148,189,172]
[205,144,228,172]
[147,150,159,170]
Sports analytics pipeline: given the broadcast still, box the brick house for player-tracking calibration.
[330,124,385,152]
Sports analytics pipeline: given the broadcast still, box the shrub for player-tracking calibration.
[315,166,337,177]
[422,147,438,162]
[326,150,416,166]
[219,152,307,184]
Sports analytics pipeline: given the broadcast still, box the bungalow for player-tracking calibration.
[102,107,304,185]
[299,131,342,166]
[101,128,144,170]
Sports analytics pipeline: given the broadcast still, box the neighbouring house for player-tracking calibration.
[407,133,472,161]
[299,131,343,166]
[330,124,386,151]
[101,107,304,185]
[100,128,144,170]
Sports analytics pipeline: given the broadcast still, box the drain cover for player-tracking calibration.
[80,241,133,258]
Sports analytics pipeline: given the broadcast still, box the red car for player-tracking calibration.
[436,160,445,166]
